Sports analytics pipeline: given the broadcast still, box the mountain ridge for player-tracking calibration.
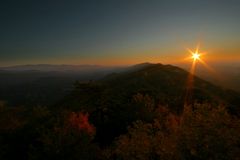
[63,63,240,114]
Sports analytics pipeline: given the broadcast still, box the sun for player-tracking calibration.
[192,52,200,61]
[186,45,203,62]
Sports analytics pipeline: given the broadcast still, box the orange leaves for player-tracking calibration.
[166,113,180,132]
[68,112,95,135]
[113,104,240,159]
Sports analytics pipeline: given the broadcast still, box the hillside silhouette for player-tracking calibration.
[0,63,240,159]
[58,63,240,145]
[62,63,240,112]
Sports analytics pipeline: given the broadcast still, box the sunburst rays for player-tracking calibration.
[184,45,215,105]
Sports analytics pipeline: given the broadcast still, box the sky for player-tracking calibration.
[1,0,240,66]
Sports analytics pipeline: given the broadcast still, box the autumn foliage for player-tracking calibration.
[0,98,239,159]
[67,112,95,135]
[111,104,240,160]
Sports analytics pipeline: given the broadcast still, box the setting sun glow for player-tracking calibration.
[192,53,200,61]
[187,45,202,63]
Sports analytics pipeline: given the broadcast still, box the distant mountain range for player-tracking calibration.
[0,63,239,109]
[0,64,119,72]
[1,63,239,92]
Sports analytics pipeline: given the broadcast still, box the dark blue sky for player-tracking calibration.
[1,0,240,66]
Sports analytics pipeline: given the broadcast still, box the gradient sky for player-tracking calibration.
[1,0,240,66]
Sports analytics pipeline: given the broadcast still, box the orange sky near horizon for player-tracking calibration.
[1,47,239,67]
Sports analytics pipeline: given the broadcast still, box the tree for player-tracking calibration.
[112,104,240,160]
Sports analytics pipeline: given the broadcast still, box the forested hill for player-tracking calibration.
[58,63,240,145]
[61,63,240,113]
[0,63,240,159]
